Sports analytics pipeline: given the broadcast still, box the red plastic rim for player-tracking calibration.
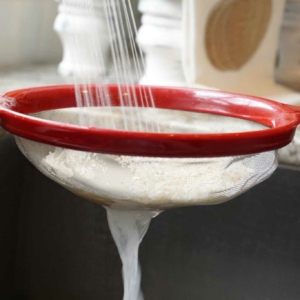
[0,85,300,158]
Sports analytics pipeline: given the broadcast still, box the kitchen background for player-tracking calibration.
[1,1,300,300]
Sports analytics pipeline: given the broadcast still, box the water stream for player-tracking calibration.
[106,208,160,300]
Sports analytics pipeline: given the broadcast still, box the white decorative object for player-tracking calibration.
[276,0,300,92]
[137,0,185,86]
[54,0,111,77]
[182,0,297,100]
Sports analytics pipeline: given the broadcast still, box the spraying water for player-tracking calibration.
[61,0,159,132]
[106,208,160,300]
[60,0,162,299]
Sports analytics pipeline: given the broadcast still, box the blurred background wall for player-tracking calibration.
[0,0,62,68]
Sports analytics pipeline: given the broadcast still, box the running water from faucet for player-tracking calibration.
[60,0,161,299]
[107,208,160,300]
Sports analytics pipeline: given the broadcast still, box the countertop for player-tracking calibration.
[0,64,65,93]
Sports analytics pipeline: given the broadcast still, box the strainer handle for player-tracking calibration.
[286,104,300,123]
[0,96,9,135]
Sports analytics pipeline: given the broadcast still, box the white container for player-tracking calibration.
[0,0,62,69]
[137,0,185,86]
[183,0,285,94]
[54,0,111,77]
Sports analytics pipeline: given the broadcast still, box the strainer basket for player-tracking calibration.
[1,85,299,209]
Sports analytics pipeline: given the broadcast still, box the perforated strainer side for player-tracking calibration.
[11,106,277,210]
[14,135,277,210]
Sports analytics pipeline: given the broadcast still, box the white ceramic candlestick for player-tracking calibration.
[54,0,111,77]
[137,0,185,86]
